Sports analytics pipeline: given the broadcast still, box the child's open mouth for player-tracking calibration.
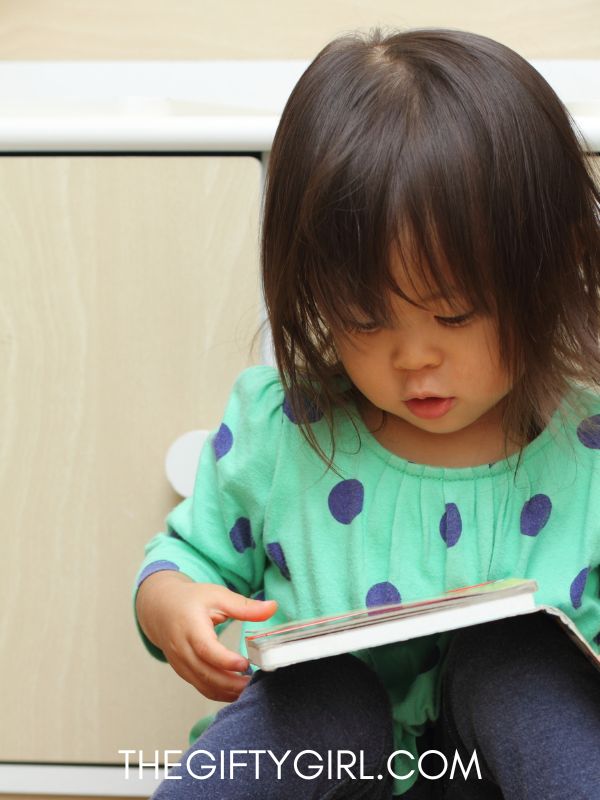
[404,397,455,419]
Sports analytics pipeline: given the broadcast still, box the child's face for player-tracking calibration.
[332,261,513,455]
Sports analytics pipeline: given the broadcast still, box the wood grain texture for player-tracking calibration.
[0,156,260,761]
[0,0,596,59]
[0,796,135,800]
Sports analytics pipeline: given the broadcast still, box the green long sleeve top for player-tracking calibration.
[133,365,600,797]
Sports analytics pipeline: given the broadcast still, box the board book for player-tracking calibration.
[245,577,600,672]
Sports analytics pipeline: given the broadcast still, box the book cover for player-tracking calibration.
[245,578,600,672]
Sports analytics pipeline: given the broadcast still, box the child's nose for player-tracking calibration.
[389,331,443,372]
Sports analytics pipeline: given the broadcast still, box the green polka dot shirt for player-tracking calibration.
[133,365,600,797]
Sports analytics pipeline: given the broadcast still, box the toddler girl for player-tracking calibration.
[134,27,600,799]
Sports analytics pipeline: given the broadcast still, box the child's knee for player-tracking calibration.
[254,653,394,752]
[442,614,572,719]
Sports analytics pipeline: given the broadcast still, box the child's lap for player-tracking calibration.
[154,613,600,799]
[419,613,600,799]
[152,651,396,799]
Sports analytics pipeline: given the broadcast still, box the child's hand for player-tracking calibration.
[135,571,278,702]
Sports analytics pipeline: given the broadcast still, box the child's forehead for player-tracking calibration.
[388,249,459,305]
[342,267,465,322]
[368,241,463,310]
[324,230,491,325]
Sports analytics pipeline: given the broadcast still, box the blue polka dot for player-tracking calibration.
[328,479,364,524]
[576,415,600,449]
[593,631,600,647]
[366,581,401,608]
[439,503,462,547]
[253,590,265,601]
[229,517,255,552]
[213,423,233,460]
[282,392,323,424]
[224,579,239,593]
[570,567,590,609]
[137,560,180,588]
[520,494,552,537]
[266,542,291,580]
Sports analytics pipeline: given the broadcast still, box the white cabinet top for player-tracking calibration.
[0,60,597,151]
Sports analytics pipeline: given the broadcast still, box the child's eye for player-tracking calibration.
[435,312,476,327]
[348,321,381,334]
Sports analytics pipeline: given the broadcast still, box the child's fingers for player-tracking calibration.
[176,639,251,701]
[184,642,250,700]
[208,584,278,622]
[188,621,251,674]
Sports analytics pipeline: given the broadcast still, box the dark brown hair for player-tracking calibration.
[256,27,600,474]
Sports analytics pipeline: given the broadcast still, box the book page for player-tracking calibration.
[246,578,537,644]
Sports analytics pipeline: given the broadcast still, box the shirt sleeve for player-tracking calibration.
[132,365,284,661]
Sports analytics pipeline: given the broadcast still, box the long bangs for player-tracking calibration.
[296,43,504,337]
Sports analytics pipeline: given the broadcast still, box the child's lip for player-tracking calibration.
[405,394,452,400]
[404,396,456,419]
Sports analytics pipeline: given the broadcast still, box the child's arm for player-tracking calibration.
[132,366,284,693]
[135,569,277,701]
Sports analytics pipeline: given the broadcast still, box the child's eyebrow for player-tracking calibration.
[346,286,465,319]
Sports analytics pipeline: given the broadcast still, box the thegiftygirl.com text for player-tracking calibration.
[118,748,482,783]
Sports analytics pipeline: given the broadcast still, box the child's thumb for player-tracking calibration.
[221,591,278,622]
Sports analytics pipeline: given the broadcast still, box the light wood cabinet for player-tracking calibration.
[0,155,261,763]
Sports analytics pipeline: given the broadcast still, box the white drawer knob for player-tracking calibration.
[165,430,210,498]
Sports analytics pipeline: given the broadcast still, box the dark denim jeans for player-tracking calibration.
[151,612,600,799]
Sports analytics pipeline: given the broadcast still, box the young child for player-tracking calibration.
[133,27,600,799]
